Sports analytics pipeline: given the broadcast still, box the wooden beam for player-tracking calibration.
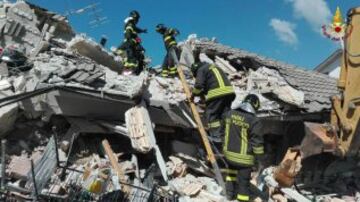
[102,139,131,195]
[176,64,226,192]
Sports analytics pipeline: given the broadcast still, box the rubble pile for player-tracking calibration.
[0,1,184,201]
[191,39,339,112]
[165,155,226,202]
[146,77,187,105]
[0,1,357,202]
[257,158,360,202]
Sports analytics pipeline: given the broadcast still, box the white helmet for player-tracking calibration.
[233,102,256,114]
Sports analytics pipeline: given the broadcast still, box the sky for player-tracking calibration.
[26,0,358,69]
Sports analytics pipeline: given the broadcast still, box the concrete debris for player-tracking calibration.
[7,152,41,180]
[175,152,213,177]
[0,80,11,90]
[248,67,304,107]
[125,106,153,153]
[166,156,187,178]
[0,1,354,202]
[179,41,195,67]
[0,1,74,56]
[146,76,187,105]
[168,174,226,202]
[215,56,237,75]
[199,53,214,64]
[67,35,123,72]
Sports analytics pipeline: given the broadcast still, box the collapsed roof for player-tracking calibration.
[192,40,339,112]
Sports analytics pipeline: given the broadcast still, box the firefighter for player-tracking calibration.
[155,24,180,77]
[223,94,264,201]
[118,10,147,74]
[190,51,235,143]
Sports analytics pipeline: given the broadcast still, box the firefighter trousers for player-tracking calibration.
[161,46,180,77]
[119,41,140,71]
[205,94,235,142]
[225,165,252,202]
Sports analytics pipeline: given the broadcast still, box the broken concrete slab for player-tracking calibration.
[125,105,169,182]
[67,36,123,72]
[2,2,42,55]
[13,75,27,92]
[0,90,18,136]
[0,80,11,90]
[146,76,187,105]
[179,41,194,67]
[215,56,237,75]
[249,67,305,107]
[175,153,213,177]
[125,106,153,153]
[7,154,32,180]
[7,150,42,180]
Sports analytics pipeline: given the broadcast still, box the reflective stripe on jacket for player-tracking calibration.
[162,28,178,50]
[192,63,235,101]
[223,110,264,167]
[124,20,145,42]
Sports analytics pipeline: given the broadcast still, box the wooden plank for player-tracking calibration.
[102,139,131,195]
[176,64,226,192]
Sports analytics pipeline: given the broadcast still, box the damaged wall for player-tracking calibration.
[0,1,75,57]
